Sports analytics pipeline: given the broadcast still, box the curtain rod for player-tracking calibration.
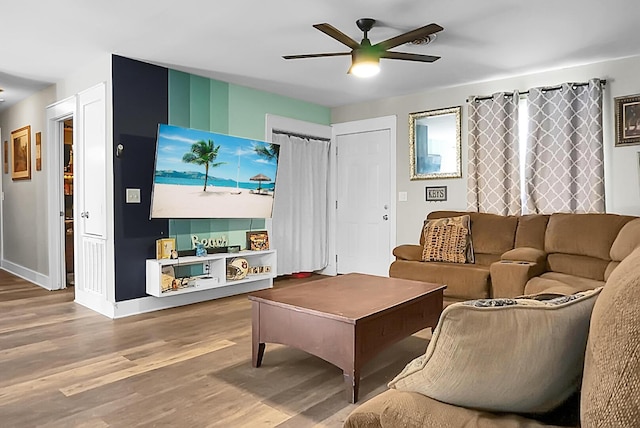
[467,80,607,103]
[272,129,331,142]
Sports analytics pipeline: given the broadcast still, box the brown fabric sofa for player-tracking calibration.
[390,210,639,305]
[344,245,640,428]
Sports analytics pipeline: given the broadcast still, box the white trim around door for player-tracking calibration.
[46,96,76,291]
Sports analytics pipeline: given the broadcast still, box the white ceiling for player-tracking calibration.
[2,0,640,113]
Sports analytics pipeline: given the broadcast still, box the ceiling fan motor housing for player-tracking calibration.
[356,18,376,33]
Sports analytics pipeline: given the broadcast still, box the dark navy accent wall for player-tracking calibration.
[112,55,169,301]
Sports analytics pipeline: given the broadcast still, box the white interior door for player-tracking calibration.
[75,83,108,305]
[334,117,396,276]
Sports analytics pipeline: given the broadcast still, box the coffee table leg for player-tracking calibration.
[251,302,265,367]
[252,342,265,367]
[343,368,360,403]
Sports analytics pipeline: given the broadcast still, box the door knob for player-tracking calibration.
[383,215,389,220]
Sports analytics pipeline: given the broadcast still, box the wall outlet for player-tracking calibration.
[126,188,141,204]
[398,191,408,202]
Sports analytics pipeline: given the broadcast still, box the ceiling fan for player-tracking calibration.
[283,18,443,77]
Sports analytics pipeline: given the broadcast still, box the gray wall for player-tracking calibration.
[0,54,111,286]
[332,55,640,245]
[0,86,57,275]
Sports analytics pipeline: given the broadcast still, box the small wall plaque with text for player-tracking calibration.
[426,186,447,202]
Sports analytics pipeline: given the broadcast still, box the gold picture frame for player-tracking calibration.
[409,106,462,179]
[35,132,42,171]
[246,230,269,251]
[11,125,31,180]
[615,93,640,147]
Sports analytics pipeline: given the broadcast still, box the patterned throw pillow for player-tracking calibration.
[421,215,474,263]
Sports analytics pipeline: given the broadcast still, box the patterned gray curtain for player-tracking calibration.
[467,92,521,215]
[524,79,604,214]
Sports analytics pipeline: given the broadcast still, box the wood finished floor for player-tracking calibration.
[0,270,432,428]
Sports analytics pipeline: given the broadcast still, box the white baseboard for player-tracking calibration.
[1,260,51,290]
[111,280,273,319]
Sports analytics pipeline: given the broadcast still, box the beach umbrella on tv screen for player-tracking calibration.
[250,174,271,191]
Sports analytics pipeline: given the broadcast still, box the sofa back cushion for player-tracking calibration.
[545,213,632,260]
[425,211,518,256]
[545,213,634,281]
[514,214,549,250]
[581,246,640,426]
[605,218,640,280]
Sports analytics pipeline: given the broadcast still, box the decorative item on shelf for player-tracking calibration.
[11,125,31,181]
[168,276,196,292]
[195,243,206,257]
[248,265,272,276]
[227,245,241,253]
[615,93,640,146]
[170,249,179,259]
[247,230,269,251]
[160,266,175,293]
[227,257,249,280]
[156,238,176,259]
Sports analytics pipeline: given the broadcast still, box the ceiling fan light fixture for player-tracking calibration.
[349,49,380,78]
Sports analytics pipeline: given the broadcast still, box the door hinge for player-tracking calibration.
[336,201,338,210]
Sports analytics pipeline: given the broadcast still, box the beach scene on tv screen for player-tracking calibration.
[150,124,279,219]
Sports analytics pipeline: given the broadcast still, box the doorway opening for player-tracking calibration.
[63,119,74,287]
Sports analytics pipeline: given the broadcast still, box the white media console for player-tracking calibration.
[146,249,276,297]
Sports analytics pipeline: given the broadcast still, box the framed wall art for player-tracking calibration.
[409,106,462,179]
[615,93,640,146]
[35,132,42,171]
[246,230,269,251]
[11,125,31,180]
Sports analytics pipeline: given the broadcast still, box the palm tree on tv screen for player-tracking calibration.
[182,139,226,191]
[254,143,280,161]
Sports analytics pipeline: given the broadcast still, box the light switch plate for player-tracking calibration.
[398,191,408,202]
[126,188,141,203]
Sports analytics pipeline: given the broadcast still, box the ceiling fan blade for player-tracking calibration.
[313,23,361,49]
[283,52,351,60]
[381,51,440,63]
[375,23,444,51]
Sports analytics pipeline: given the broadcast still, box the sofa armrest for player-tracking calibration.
[501,247,547,264]
[490,260,546,298]
[393,244,423,261]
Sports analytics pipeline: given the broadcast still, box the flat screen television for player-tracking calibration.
[150,124,280,219]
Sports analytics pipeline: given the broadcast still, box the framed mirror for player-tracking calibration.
[409,106,462,179]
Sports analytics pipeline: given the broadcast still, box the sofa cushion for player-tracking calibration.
[347,389,557,428]
[524,272,604,295]
[421,215,474,264]
[514,214,549,250]
[546,253,610,281]
[581,247,640,426]
[545,213,632,260]
[389,260,490,300]
[388,288,601,413]
[609,217,640,262]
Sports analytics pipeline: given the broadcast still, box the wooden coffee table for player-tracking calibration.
[248,273,445,403]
